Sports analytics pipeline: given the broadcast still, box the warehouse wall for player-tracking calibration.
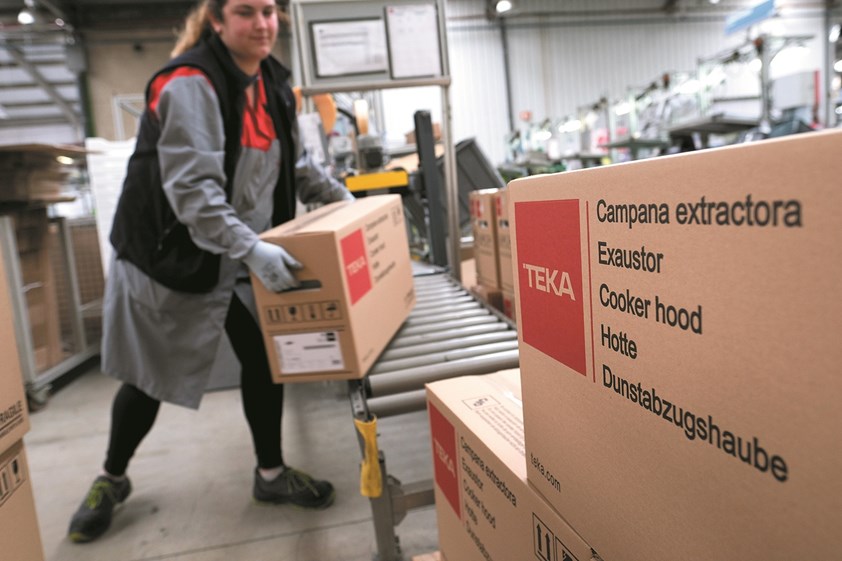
[78,0,831,167]
[426,0,830,165]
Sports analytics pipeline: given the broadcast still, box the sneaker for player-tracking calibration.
[253,466,335,509]
[67,475,132,543]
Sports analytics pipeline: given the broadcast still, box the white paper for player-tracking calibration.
[85,137,136,278]
[385,4,441,79]
[311,19,388,77]
[274,331,345,374]
[297,112,328,165]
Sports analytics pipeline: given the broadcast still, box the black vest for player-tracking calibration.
[109,34,297,293]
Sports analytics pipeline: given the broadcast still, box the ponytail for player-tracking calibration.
[171,0,224,58]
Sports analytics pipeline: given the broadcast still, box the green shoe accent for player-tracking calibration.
[68,475,131,543]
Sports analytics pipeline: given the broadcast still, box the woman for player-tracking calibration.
[68,0,352,543]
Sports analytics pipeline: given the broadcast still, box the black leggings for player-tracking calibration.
[103,294,284,476]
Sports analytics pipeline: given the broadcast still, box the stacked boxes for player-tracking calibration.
[253,195,415,383]
[493,189,515,324]
[13,208,63,372]
[507,130,842,560]
[468,188,516,323]
[427,370,598,561]
[0,247,45,561]
[0,144,79,203]
[468,189,501,292]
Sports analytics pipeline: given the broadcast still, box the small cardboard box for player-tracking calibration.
[0,251,30,454]
[427,370,599,561]
[0,440,45,561]
[468,284,502,312]
[254,195,415,383]
[492,189,514,292]
[469,189,501,290]
[509,130,842,561]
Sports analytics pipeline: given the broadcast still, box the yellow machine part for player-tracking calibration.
[345,170,410,192]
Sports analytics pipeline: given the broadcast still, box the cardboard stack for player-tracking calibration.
[0,144,83,202]
[13,208,63,372]
[253,195,415,383]
[492,189,515,324]
[507,130,842,560]
[468,189,501,304]
[0,247,45,561]
[427,370,599,561]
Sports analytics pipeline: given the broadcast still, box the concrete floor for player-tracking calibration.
[24,364,439,561]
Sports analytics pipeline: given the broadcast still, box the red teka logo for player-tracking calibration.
[428,402,460,519]
[515,200,587,376]
[340,229,372,305]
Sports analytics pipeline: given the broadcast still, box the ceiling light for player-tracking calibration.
[834,59,842,73]
[17,8,35,25]
[830,24,841,44]
[56,156,74,165]
[495,1,512,14]
[708,0,720,4]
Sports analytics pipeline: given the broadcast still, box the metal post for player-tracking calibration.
[441,85,462,281]
[414,110,448,268]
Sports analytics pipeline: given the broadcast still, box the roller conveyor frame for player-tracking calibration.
[348,271,519,561]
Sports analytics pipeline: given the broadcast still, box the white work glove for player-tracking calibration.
[244,241,302,292]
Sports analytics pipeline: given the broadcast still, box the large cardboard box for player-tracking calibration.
[0,250,30,454]
[509,130,842,561]
[0,440,44,561]
[254,195,415,383]
[469,189,501,289]
[492,189,514,293]
[427,370,600,561]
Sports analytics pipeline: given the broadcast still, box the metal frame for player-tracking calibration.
[0,214,101,406]
[348,272,519,561]
[291,0,461,281]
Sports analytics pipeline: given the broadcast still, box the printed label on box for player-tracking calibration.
[515,200,587,375]
[273,331,344,374]
[341,228,373,305]
[428,403,461,519]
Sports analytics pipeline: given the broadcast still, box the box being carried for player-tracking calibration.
[253,195,415,383]
[509,130,842,561]
[427,370,599,561]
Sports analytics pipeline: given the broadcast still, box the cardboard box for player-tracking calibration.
[427,370,599,561]
[492,189,514,293]
[0,252,30,454]
[509,130,842,561]
[254,195,415,383]
[501,289,516,325]
[469,284,502,312]
[469,189,501,290]
[0,441,44,561]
